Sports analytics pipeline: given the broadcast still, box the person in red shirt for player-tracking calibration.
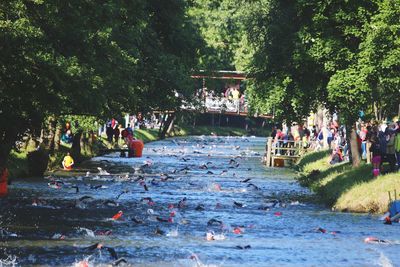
[0,167,9,197]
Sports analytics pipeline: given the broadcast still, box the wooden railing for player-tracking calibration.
[264,138,307,167]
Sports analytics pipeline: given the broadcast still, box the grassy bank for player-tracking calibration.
[8,125,269,179]
[296,150,400,213]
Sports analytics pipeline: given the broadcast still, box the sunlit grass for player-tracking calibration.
[335,172,400,213]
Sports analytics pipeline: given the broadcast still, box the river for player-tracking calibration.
[0,136,399,266]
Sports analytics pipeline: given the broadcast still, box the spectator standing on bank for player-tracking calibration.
[370,135,381,177]
[395,122,400,171]
[114,124,121,145]
[386,125,397,172]
[106,120,114,143]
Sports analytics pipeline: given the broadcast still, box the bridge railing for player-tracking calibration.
[264,138,309,167]
[205,97,242,113]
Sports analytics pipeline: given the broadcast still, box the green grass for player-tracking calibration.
[296,150,400,213]
[296,150,331,171]
[134,128,160,143]
[335,172,400,213]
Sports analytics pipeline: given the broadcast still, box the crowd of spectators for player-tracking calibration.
[271,119,400,176]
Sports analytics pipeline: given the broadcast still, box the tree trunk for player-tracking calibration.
[24,134,39,152]
[0,128,17,173]
[71,130,82,162]
[47,116,57,152]
[166,115,175,135]
[159,113,175,139]
[349,124,361,167]
[88,131,95,156]
[158,113,167,137]
[54,125,62,151]
[41,115,57,152]
[80,131,93,156]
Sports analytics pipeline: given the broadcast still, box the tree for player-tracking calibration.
[243,0,326,122]
[357,0,400,120]
[0,0,202,172]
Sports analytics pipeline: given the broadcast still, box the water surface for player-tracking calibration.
[1,136,399,266]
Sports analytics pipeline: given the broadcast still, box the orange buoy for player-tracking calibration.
[0,167,9,197]
[129,140,144,157]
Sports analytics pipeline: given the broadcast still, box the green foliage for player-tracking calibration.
[327,67,371,125]
[242,0,399,125]
[357,0,400,119]
[0,0,202,169]
[188,0,251,70]
[60,115,101,133]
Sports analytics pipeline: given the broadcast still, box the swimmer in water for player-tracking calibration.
[236,245,251,249]
[199,164,208,169]
[85,243,118,260]
[234,201,246,208]
[94,230,112,236]
[116,189,129,200]
[132,216,144,224]
[111,211,123,220]
[195,204,205,211]
[364,237,391,244]
[207,218,223,226]
[206,231,225,241]
[139,180,149,191]
[155,227,165,235]
[178,197,187,208]
[104,200,119,207]
[48,181,62,189]
[247,183,260,190]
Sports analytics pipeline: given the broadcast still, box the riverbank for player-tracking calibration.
[8,125,269,179]
[296,150,400,213]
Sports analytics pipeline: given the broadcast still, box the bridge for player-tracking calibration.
[185,70,272,118]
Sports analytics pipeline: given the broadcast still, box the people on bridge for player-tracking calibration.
[231,87,240,100]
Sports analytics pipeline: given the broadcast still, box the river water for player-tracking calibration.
[0,136,399,266]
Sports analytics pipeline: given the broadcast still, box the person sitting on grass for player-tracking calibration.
[61,129,73,144]
[329,147,343,165]
[62,152,74,171]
